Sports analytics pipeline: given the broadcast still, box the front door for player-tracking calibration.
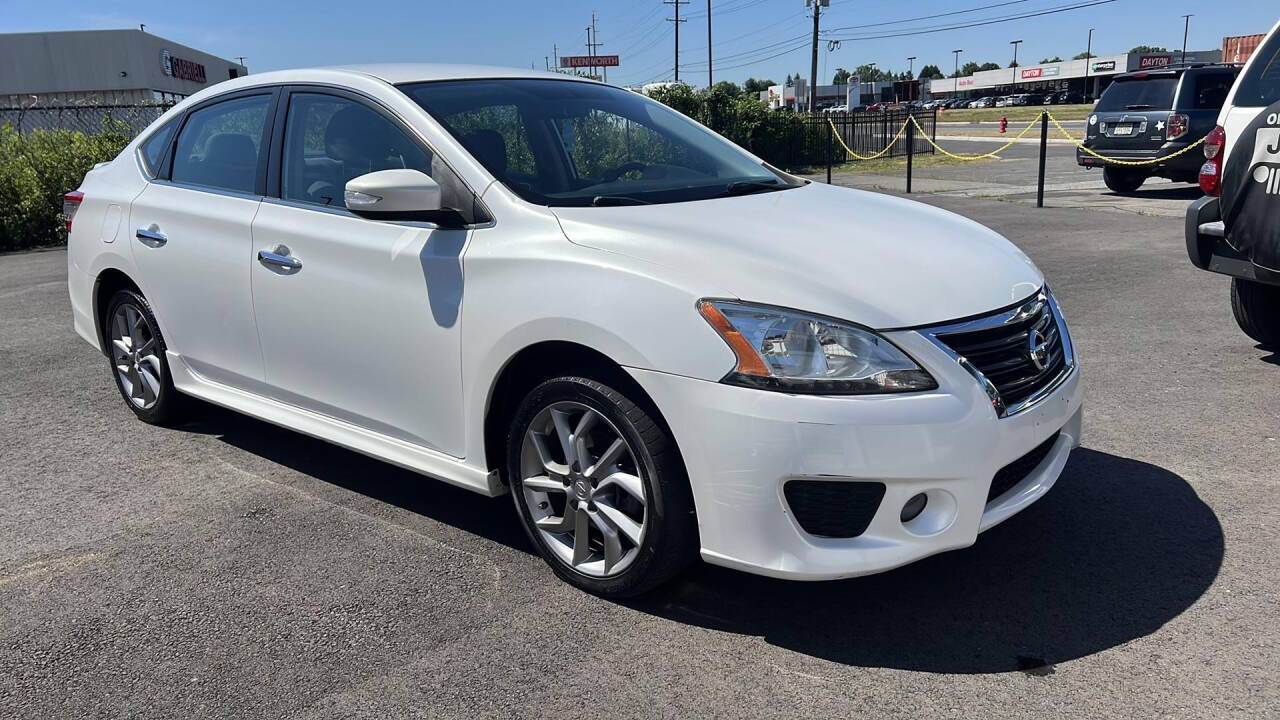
[249,90,469,456]
[128,91,276,389]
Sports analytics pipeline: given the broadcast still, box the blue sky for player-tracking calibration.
[3,0,1275,88]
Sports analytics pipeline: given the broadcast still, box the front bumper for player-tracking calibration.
[627,325,1084,581]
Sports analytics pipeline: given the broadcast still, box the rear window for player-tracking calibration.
[1234,30,1280,107]
[1096,77,1177,111]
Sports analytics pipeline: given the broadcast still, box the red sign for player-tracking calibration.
[1139,54,1172,69]
[560,55,620,68]
[1021,67,1043,79]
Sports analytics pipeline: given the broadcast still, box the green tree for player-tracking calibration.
[710,80,741,97]
[1040,56,1064,63]
[832,67,851,85]
[953,61,982,77]
[1072,51,1096,60]
[742,77,775,93]
[979,62,1002,71]
[918,64,944,80]
[1130,45,1169,54]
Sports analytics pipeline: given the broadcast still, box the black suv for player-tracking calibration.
[1078,64,1239,193]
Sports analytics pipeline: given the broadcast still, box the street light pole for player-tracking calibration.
[1083,28,1094,100]
[1181,15,1193,64]
[1010,39,1022,90]
[907,56,916,101]
[953,49,963,96]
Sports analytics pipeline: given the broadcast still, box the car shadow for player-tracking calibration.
[172,407,1222,674]
[623,448,1223,674]
[1255,344,1280,366]
[172,402,531,553]
[1108,185,1203,201]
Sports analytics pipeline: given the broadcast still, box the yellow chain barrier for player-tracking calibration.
[827,111,1208,166]
[1045,111,1208,166]
[909,115,1041,160]
[826,116,910,161]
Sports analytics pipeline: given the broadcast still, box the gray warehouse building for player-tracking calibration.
[0,29,248,109]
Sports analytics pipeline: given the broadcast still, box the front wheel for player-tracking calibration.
[506,376,697,597]
[1231,278,1280,350]
[1103,167,1146,193]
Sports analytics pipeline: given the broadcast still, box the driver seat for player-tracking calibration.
[463,130,508,176]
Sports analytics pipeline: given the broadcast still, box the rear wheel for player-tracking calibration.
[104,289,184,424]
[1103,167,1146,193]
[1231,278,1280,350]
[507,376,696,597]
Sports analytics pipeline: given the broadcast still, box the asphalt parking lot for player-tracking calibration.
[2,193,1278,718]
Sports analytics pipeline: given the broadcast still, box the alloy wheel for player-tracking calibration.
[518,401,648,578]
[110,303,163,410]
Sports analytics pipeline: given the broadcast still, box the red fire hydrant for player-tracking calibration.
[1000,116,1008,133]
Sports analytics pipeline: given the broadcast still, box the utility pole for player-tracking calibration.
[665,0,689,83]
[907,56,916,101]
[953,48,963,97]
[1181,15,1193,63]
[590,13,607,83]
[1083,28,1094,99]
[707,0,713,88]
[808,0,826,113]
[586,27,594,79]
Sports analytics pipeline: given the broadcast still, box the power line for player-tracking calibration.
[830,0,1118,41]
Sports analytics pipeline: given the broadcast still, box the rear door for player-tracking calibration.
[248,88,474,456]
[128,89,277,389]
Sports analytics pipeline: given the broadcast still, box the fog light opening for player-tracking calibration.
[900,493,928,523]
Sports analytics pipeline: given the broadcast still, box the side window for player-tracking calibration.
[1235,32,1280,108]
[1190,73,1235,110]
[282,93,465,209]
[139,117,178,177]
[171,94,272,194]
[442,105,538,180]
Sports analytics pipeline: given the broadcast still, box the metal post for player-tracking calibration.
[826,119,833,183]
[906,113,914,193]
[1037,111,1048,208]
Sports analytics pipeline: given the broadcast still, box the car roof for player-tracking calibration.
[328,63,597,85]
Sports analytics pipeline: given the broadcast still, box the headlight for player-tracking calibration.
[697,300,937,395]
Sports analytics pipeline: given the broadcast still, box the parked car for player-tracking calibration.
[994,96,1009,107]
[64,65,1082,597]
[1056,91,1085,105]
[1186,18,1280,348]
[1023,93,1045,105]
[976,96,997,108]
[1079,63,1241,192]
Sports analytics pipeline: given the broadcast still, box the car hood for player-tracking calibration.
[551,181,1043,329]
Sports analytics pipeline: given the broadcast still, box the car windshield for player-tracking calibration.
[400,78,796,207]
[1095,76,1178,111]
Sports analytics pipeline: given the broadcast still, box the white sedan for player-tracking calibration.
[65,65,1082,596]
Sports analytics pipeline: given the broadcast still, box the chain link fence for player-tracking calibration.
[0,101,176,138]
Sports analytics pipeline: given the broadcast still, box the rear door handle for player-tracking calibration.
[135,227,167,247]
[258,247,302,271]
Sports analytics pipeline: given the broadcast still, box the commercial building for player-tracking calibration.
[0,29,248,109]
[926,49,1223,100]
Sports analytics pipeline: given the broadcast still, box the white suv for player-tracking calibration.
[65,66,1082,596]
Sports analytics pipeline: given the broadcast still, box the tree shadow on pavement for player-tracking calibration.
[626,448,1223,674]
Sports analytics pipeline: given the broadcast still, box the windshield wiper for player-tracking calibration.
[723,180,786,197]
[591,195,651,206]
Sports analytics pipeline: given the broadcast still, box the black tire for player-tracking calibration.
[1231,278,1280,350]
[103,288,184,425]
[506,376,697,597]
[1103,167,1146,193]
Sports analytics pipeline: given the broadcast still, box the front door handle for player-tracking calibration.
[258,247,302,271]
[135,227,167,247]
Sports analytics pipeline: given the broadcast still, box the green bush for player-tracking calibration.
[0,121,130,251]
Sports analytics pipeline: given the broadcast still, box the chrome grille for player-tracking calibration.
[922,289,1074,418]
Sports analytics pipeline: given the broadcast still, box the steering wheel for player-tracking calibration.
[601,161,647,183]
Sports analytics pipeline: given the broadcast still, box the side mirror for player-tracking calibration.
[344,169,466,227]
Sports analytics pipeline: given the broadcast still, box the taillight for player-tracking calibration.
[62,191,84,234]
[1167,113,1189,140]
[1198,126,1226,196]
[1203,125,1226,160]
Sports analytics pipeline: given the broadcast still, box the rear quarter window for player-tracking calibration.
[1234,31,1280,107]
[139,118,178,176]
[1185,72,1237,110]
